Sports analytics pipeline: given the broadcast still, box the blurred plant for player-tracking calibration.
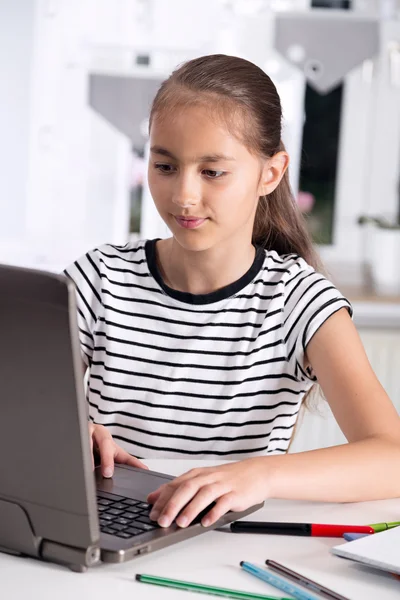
[358,215,400,230]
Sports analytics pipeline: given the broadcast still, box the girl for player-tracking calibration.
[66,54,400,531]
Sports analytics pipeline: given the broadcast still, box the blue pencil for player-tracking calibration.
[240,562,321,600]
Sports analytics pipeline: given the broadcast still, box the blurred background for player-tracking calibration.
[1,0,400,450]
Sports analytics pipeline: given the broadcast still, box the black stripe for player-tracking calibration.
[268,268,291,274]
[92,347,287,371]
[90,376,305,399]
[284,268,312,291]
[98,317,282,343]
[295,358,315,382]
[102,286,283,308]
[111,433,288,456]
[284,271,317,307]
[86,252,101,280]
[95,331,284,356]
[82,349,92,365]
[234,291,284,300]
[91,361,298,385]
[78,325,92,340]
[97,250,147,264]
[88,400,298,428]
[80,341,93,352]
[101,302,283,330]
[97,419,293,443]
[268,253,299,265]
[252,278,285,286]
[287,340,296,362]
[65,271,97,324]
[77,258,102,304]
[89,387,300,414]
[284,285,337,343]
[107,243,145,253]
[101,271,151,284]
[98,256,147,272]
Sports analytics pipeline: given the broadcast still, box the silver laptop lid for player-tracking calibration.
[0,264,99,569]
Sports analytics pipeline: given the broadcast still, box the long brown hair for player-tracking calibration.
[149,53,321,271]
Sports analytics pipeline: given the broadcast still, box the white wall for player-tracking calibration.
[0,0,34,240]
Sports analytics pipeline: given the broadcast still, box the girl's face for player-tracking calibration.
[148,104,267,253]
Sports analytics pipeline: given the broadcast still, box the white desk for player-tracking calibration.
[2,460,400,600]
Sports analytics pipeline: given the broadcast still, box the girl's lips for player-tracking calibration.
[174,216,207,229]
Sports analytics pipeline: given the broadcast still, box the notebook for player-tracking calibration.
[331,526,400,576]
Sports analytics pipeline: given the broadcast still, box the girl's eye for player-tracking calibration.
[154,163,175,174]
[153,164,225,178]
[203,170,225,179]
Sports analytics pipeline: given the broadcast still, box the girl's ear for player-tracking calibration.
[258,151,289,196]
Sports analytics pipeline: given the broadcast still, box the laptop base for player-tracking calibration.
[0,498,100,572]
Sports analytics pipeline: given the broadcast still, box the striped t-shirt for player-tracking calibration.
[65,239,352,459]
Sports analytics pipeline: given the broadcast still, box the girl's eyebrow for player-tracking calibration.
[150,145,236,163]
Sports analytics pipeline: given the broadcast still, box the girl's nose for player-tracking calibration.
[171,175,200,208]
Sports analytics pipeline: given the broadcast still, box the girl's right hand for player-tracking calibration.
[88,422,148,478]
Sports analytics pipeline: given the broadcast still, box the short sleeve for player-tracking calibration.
[63,249,103,367]
[283,262,352,382]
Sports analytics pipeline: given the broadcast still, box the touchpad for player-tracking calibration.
[95,465,173,501]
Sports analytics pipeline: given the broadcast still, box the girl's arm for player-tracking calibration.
[266,307,400,502]
[148,308,400,529]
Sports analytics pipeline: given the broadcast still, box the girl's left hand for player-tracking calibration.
[147,457,269,528]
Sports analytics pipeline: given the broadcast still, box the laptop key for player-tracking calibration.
[101,526,117,535]
[125,506,142,515]
[111,502,127,510]
[132,521,157,531]
[97,498,113,506]
[101,513,114,521]
[136,502,151,510]
[122,499,140,507]
[107,508,124,516]
[109,523,127,532]
[115,517,130,526]
[126,526,144,536]
[121,511,136,520]
[116,531,133,539]
[136,515,157,526]
[97,491,126,502]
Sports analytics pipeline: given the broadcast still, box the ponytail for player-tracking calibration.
[253,145,322,272]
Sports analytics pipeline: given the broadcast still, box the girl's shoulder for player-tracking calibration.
[89,239,148,265]
[261,248,318,286]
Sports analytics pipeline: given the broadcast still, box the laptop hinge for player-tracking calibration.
[41,539,101,572]
[0,498,41,558]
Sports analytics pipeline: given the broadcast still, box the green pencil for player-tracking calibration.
[135,573,293,600]
[369,521,400,533]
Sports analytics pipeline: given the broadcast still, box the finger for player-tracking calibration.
[175,482,227,528]
[88,423,95,470]
[147,473,189,505]
[152,479,205,528]
[113,446,149,470]
[200,492,236,527]
[147,477,179,504]
[147,484,166,505]
[149,484,177,522]
[93,431,116,478]
[89,431,94,471]
[147,468,205,504]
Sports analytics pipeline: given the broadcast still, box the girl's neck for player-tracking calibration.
[155,237,257,296]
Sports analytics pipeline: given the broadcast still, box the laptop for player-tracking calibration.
[0,263,262,572]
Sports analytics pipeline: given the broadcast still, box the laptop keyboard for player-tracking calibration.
[97,491,159,539]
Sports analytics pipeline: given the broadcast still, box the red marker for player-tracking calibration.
[230,521,374,537]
